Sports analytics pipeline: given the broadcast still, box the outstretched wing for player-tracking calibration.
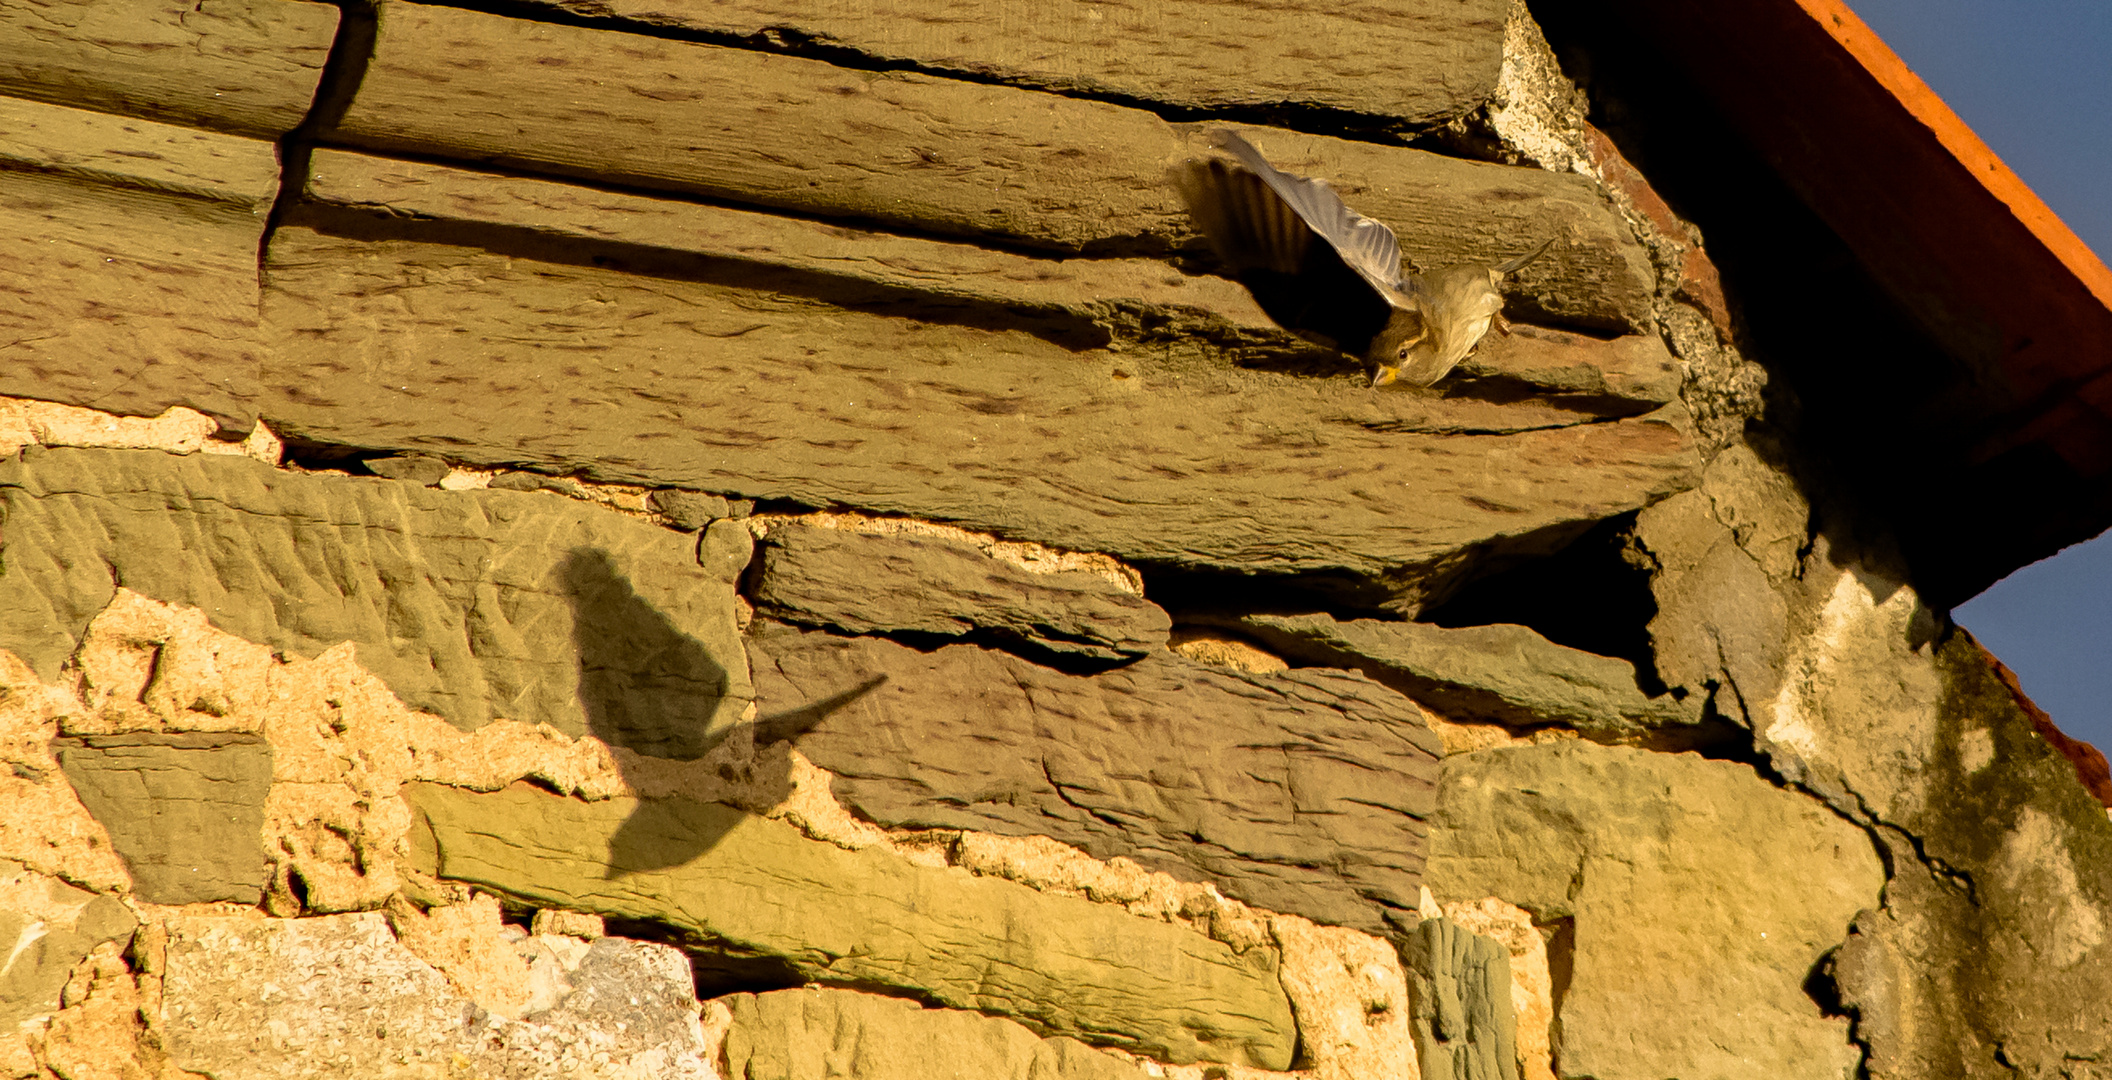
[1204,129,1407,295]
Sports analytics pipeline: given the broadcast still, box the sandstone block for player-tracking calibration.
[650,489,734,531]
[160,912,718,1079]
[405,781,1298,1069]
[1426,741,1882,1080]
[0,865,136,1026]
[303,149,1668,396]
[260,225,1698,610]
[0,97,278,425]
[0,0,337,138]
[1224,613,1702,743]
[329,5,1652,330]
[0,447,749,748]
[1405,917,1520,1080]
[748,624,1441,935]
[752,524,1170,660]
[507,0,1507,132]
[1815,623,2112,1078]
[721,987,1150,1080]
[53,732,271,904]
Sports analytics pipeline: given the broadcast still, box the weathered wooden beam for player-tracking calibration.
[504,0,1509,132]
[258,224,1698,608]
[0,96,277,424]
[330,3,1652,330]
[0,0,338,139]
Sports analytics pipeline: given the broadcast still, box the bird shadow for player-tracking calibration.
[557,548,883,877]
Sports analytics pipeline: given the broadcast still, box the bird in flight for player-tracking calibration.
[1174,129,1551,387]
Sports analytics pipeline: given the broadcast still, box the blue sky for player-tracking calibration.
[1844,0,2112,750]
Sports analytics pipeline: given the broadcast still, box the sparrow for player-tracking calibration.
[1173,129,1552,387]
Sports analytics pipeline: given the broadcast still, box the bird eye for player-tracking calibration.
[1396,345,1409,359]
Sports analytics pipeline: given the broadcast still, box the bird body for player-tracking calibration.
[1174,130,1551,387]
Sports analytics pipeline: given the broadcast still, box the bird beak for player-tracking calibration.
[1495,238,1554,275]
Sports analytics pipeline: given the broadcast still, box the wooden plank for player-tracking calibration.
[304,147,1672,409]
[258,225,1698,608]
[0,97,276,424]
[508,0,1508,131]
[0,0,339,138]
[331,4,1653,330]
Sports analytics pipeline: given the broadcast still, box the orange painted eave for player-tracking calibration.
[1620,0,2112,476]
[1802,0,2112,314]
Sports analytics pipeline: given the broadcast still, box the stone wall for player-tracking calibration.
[1,2,2107,1078]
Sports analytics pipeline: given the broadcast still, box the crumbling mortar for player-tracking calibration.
[6,590,1427,1080]
[1471,1,1766,457]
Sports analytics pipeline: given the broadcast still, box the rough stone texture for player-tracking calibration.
[24,938,166,1079]
[1404,917,1519,1080]
[303,149,1668,397]
[1426,741,1882,1080]
[0,447,750,746]
[1434,897,1554,1080]
[721,987,1151,1080]
[1633,440,1810,727]
[512,0,1507,132]
[159,911,719,1078]
[1633,487,1789,728]
[650,489,733,531]
[5,586,813,916]
[361,452,451,485]
[0,650,134,894]
[0,0,337,138]
[0,97,277,426]
[748,623,1442,936]
[753,524,1172,660]
[261,225,1697,610]
[405,781,1298,1068]
[329,6,1653,329]
[1268,915,1418,1080]
[53,732,271,905]
[1223,613,1702,744]
[1759,563,2112,1078]
[0,397,279,463]
[0,863,136,1027]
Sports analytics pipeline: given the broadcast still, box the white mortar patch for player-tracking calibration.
[1958,727,1996,775]
[1998,808,2105,968]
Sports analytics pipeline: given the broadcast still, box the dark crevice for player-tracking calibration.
[295,136,1181,262]
[1141,566,1405,625]
[749,616,1141,678]
[259,1,379,278]
[276,201,1120,351]
[1526,0,2112,606]
[1419,512,1661,683]
[396,0,1455,148]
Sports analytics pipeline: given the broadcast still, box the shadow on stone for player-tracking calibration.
[562,548,735,762]
[559,547,883,876]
